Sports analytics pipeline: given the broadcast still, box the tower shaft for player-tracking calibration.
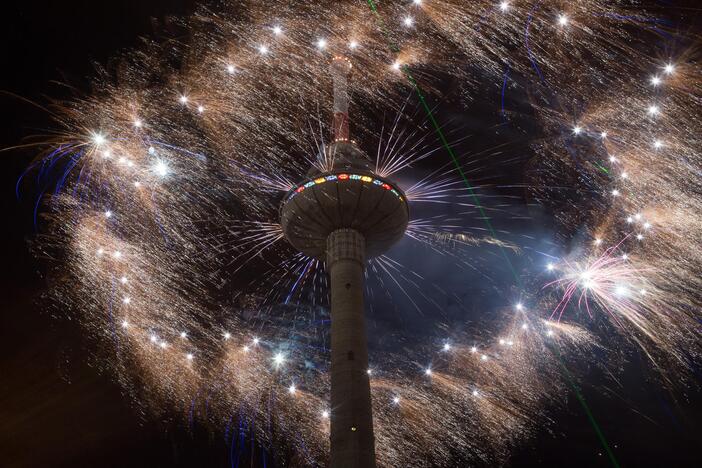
[326,229,376,468]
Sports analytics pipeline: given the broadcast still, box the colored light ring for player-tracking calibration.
[284,172,405,203]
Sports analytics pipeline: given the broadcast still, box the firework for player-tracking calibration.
[19,1,701,466]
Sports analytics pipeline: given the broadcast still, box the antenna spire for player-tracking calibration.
[330,56,352,142]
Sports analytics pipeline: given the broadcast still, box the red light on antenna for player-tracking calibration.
[338,174,349,180]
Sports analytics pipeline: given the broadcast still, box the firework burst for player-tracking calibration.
[16,0,702,466]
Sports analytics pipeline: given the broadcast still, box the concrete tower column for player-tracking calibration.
[326,228,376,468]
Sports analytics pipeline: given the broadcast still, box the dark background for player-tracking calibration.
[0,1,700,467]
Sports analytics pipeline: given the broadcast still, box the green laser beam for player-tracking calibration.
[365,2,619,466]
[404,70,522,284]
[549,343,620,468]
[594,162,610,174]
[365,0,521,287]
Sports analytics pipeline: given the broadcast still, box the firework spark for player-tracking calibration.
[18,1,701,466]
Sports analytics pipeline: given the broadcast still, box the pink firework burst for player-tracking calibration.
[545,237,650,327]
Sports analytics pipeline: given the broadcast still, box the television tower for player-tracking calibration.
[280,56,409,467]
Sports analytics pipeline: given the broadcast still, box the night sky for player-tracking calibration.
[1,1,701,467]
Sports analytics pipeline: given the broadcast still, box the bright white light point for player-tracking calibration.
[507,340,514,346]
[243,345,250,353]
[650,76,661,86]
[367,368,372,375]
[481,354,488,361]
[392,60,402,71]
[594,238,602,245]
[154,161,169,177]
[186,353,193,360]
[615,285,628,296]
[150,335,158,343]
[133,181,141,188]
[197,105,205,113]
[92,133,106,146]
[97,248,105,256]
[600,132,607,139]
[253,337,260,345]
[522,323,528,330]
[622,253,629,260]
[133,119,143,128]
[653,140,663,149]
[443,343,451,351]
[626,216,633,223]
[609,156,618,163]
[148,146,155,155]
[258,45,269,54]
[472,389,479,397]
[272,25,282,35]
[547,263,554,271]
[499,339,506,345]
[120,276,128,284]
[126,160,134,168]
[647,105,659,116]
[288,384,296,394]
[640,289,647,295]
[403,16,414,27]
[393,396,401,404]
[180,331,187,338]
[105,210,112,218]
[470,346,477,353]
[122,297,131,304]
[226,64,235,74]
[643,222,651,229]
[322,410,329,418]
[499,1,510,12]
[425,368,432,376]
[572,126,582,135]
[159,341,167,349]
[316,38,327,49]
[224,332,231,340]
[349,40,358,49]
[515,303,524,311]
[113,251,122,259]
[612,189,620,196]
[547,330,554,337]
[121,320,129,328]
[102,150,111,159]
[636,234,643,240]
[273,353,285,366]
[664,63,675,74]
[558,14,569,26]
[179,95,188,104]
[413,0,422,5]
